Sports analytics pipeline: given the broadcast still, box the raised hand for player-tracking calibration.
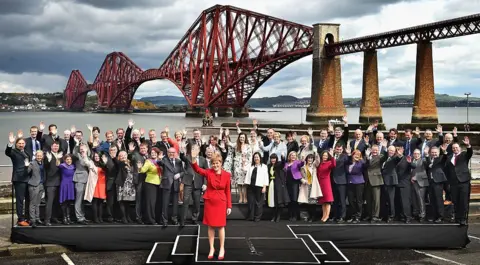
[406,156,412,163]
[87,124,93,131]
[415,127,420,135]
[128,119,134,128]
[397,146,404,156]
[374,120,379,128]
[463,136,470,146]
[381,139,388,148]
[328,122,333,132]
[128,142,135,152]
[164,126,169,133]
[101,154,108,164]
[342,116,348,124]
[17,130,23,139]
[424,146,430,156]
[453,127,458,135]
[70,125,76,134]
[328,148,334,157]
[308,127,313,136]
[236,120,240,127]
[8,132,15,144]
[345,146,352,155]
[191,145,200,159]
[365,148,371,157]
[219,127,224,135]
[182,129,187,136]
[39,122,45,131]
[252,119,258,126]
[367,125,373,132]
[436,124,442,134]
[139,128,145,136]
[440,143,447,152]
[24,158,30,167]
[201,136,207,145]
[46,152,52,162]
[225,128,230,136]
[158,151,165,160]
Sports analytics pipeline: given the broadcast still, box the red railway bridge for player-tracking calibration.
[63,5,480,122]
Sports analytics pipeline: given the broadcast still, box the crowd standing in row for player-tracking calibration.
[5,117,473,228]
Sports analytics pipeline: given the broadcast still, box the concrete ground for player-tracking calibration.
[0,216,479,265]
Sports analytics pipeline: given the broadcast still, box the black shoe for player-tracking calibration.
[418,217,426,223]
[179,222,185,227]
[352,218,359,224]
[192,220,198,225]
[162,222,168,228]
[171,219,179,226]
[405,218,412,224]
[36,220,44,225]
[386,218,393,223]
[77,220,88,225]
[51,218,60,224]
[346,219,354,223]
[45,222,52,226]
[136,219,144,225]
[336,218,345,224]
[121,218,128,224]
[63,218,69,225]
[106,217,114,223]
[30,222,37,228]
[434,218,443,224]
[459,220,467,226]
[371,217,382,223]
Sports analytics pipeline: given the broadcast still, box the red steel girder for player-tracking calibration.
[64,70,89,109]
[326,13,480,56]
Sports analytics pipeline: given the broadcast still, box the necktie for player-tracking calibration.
[171,159,175,167]
[166,142,170,149]
[354,140,359,150]
[335,154,338,160]
[453,154,458,166]
[32,139,37,153]
[207,160,211,168]
[406,140,410,155]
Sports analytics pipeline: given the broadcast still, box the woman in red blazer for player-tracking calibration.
[191,146,232,261]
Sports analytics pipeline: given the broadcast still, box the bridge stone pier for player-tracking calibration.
[232,107,249,118]
[359,50,383,123]
[412,41,438,123]
[217,107,233,117]
[307,23,346,122]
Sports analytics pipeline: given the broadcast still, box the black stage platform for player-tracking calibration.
[10,203,469,264]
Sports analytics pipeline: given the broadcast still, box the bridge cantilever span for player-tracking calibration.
[325,13,480,56]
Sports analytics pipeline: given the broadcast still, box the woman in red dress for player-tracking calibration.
[317,150,336,222]
[191,146,232,261]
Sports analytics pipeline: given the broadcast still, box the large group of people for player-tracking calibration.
[5,117,473,233]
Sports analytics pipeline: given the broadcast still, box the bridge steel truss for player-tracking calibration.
[64,5,480,110]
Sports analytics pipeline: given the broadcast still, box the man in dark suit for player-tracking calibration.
[60,130,71,154]
[328,117,349,149]
[114,127,127,152]
[314,129,330,152]
[418,126,442,158]
[24,126,41,161]
[145,129,161,152]
[43,142,62,226]
[386,128,404,148]
[425,146,448,223]
[157,147,185,227]
[445,137,472,226]
[395,154,413,223]
[37,124,62,152]
[331,145,348,223]
[129,143,149,224]
[179,150,207,226]
[105,145,119,222]
[381,145,402,222]
[349,129,368,155]
[158,131,173,155]
[403,129,421,157]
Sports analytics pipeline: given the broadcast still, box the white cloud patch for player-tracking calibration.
[0,0,478,100]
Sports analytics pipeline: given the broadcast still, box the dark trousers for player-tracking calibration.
[91,198,104,222]
[347,183,364,219]
[384,185,396,218]
[13,182,28,221]
[443,182,452,201]
[451,181,470,222]
[429,181,445,219]
[144,183,159,224]
[398,184,412,219]
[287,181,300,220]
[135,182,143,221]
[106,185,116,220]
[247,185,264,221]
[365,184,381,219]
[45,186,60,222]
[333,183,347,219]
[182,184,202,223]
[161,185,179,223]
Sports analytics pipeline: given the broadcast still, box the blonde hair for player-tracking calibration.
[300,135,310,142]
[211,153,223,164]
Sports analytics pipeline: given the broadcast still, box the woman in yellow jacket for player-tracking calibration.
[138,147,162,225]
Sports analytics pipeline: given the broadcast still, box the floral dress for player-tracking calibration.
[232,144,252,185]
[117,165,136,201]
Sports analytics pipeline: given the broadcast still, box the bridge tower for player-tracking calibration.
[306,23,346,122]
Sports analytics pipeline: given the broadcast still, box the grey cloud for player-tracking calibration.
[75,0,172,10]
[0,0,47,15]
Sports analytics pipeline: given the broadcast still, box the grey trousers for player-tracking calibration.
[28,184,44,222]
[74,182,86,222]
[412,182,427,218]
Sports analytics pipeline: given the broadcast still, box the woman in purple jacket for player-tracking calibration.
[284,151,304,221]
[58,154,76,225]
[346,149,366,223]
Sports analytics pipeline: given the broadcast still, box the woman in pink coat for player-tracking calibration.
[316,150,336,222]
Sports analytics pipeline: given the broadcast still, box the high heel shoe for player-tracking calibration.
[218,249,225,260]
[208,249,215,260]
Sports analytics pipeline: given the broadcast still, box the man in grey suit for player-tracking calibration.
[73,143,90,224]
[410,149,429,222]
[179,150,207,226]
[381,145,402,222]
[157,147,185,227]
[365,145,384,223]
[27,151,45,227]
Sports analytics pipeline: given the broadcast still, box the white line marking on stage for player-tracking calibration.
[61,253,75,265]
[299,238,320,264]
[413,250,466,265]
[468,235,480,241]
[286,225,298,238]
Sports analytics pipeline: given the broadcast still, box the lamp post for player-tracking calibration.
[465,92,471,124]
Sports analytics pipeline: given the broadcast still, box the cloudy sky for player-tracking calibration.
[0,0,479,101]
